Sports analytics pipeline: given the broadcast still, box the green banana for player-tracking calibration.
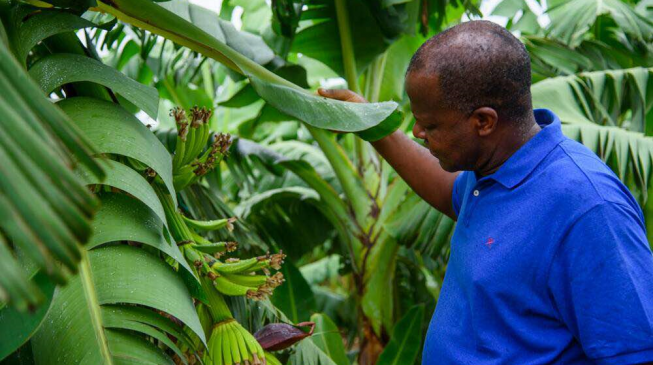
[173,164,195,189]
[212,257,259,274]
[222,325,233,365]
[171,107,189,171]
[190,231,236,254]
[240,252,286,274]
[213,275,253,296]
[195,241,234,255]
[183,216,236,231]
[182,124,197,166]
[235,326,251,364]
[265,352,283,365]
[172,136,185,171]
[223,273,268,288]
[240,325,264,364]
[227,323,242,365]
[126,156,149,171]
[213,326,224,365]
[205,323,222,365]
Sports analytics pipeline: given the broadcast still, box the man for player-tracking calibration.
[318,21,653,365]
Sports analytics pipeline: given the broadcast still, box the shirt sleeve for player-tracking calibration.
[451,171,468,217]
[547,201,653,365]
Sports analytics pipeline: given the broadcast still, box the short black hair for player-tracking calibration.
[406,20,532,124]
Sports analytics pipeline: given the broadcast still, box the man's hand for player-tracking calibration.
[317,88,368,104]
[316,88,459,219]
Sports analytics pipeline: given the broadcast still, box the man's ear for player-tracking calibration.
[470,107,498,137]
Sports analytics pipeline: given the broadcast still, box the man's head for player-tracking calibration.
[405,20,533,172]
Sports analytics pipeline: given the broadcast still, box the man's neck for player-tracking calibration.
[476,119,541,176]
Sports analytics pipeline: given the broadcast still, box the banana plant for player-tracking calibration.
[0,4,298,365]
[493,0,653,80]
[0,5,104,313]
[217,1,653,363]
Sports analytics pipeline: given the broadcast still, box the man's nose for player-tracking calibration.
[412,123,426,139]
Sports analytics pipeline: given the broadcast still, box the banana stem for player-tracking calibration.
[154,184,234,322]
[95,0,299,90]
[154,184,194,242]
[202,277,233,322]
[368,52,388,103]
[334,0,360,95]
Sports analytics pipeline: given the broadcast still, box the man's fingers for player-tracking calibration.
[317,88,367,103]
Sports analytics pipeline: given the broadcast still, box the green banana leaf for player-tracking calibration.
[101,305,197,354]
[310,313,351,365]
[361,232,399,337]
[271,261,317,324]
[532,67,653,134]
[88,193,197,282]
[235,187,333,261]
[1,4,104,64]
[58,97,177,206]
[32,245,205,365]
[377,35,425,103]
[376,305,424,365]
[289,340,340,365]
[0,30,102,310]
[546,0,653,47]
[300,256,343,286]
[77,159,167,228]
[384,192,456,257]
[96,0,401,141]
[29,53,159,119]
[157,0,275,65]
[292,0,388,77]
[0,272,55,361]
[231,138,355,234]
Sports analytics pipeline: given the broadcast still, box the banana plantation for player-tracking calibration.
[0,0,651,364]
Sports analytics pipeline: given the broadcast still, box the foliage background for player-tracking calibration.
[0,0,651,364]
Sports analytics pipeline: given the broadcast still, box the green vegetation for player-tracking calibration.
[0,0,651,364]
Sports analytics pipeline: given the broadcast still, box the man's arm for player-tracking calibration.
[371,131,459,219]
[318,88,459,219]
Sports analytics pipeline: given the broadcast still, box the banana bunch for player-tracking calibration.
[169,106,232,191]
[182,215,239,256]
[207,253,286,300]
[175,210,285,301]
[206,319,267,365]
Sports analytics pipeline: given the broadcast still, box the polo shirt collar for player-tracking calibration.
[480,109,565,189]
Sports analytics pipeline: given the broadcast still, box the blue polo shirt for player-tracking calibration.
[422,109,653,365]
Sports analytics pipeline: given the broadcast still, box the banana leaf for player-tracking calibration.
[32,245,205,365]
[0,28,103,311]
[376,305,424,365]
[95,0,401,141]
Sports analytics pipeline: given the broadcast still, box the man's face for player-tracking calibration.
[405,71,481,172]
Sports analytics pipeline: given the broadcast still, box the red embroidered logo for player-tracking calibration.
[485,237,495,248]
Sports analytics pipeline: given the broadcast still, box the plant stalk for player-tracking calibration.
[95,0,299,90]
[201,277,233,322]
[153,184,234,323]
[368,53,388,103]
[79,248,114,365]
[334,0,361,95]
[307,126,373,229]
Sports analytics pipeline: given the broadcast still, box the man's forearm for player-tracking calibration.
[371,131,459,219]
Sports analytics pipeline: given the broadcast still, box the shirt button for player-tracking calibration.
[473,190,480,197]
